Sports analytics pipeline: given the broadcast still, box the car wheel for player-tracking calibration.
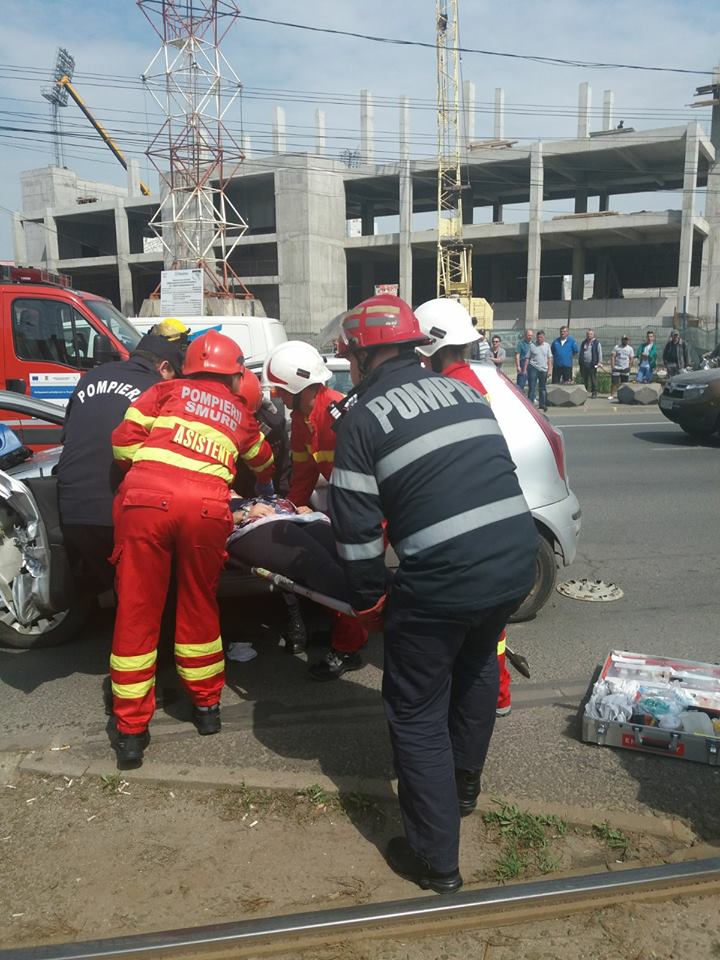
[0,596,94,650]
[508,534,557,623]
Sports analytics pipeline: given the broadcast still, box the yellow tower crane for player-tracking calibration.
[56,75,151,197]
[435,0,472,311]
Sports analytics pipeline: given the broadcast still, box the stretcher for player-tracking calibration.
[250,566,531,678]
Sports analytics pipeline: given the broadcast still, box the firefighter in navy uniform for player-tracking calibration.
[329,294,538,894]
[57,334,184,593]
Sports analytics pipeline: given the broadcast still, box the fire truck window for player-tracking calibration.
[12,299,96,369]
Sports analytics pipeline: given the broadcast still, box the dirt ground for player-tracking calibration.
[0,770,716,957]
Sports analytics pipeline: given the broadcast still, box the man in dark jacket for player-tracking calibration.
[57,335,183,592]
[579,328,603,398]
[663,329,689,378]
[329,294,538,895]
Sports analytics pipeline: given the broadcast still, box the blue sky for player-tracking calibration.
[1,0,719,259]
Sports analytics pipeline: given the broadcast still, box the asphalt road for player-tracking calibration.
[2,400,720,836]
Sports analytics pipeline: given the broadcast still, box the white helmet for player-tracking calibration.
[262,340,331,394]
[414,298,480,357]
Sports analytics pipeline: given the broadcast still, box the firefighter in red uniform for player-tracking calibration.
[262,340,368,680]
[416,298,512,716]
[109,331,275,766]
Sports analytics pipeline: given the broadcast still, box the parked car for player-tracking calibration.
[658,366,720,438]
[0,357,581,648]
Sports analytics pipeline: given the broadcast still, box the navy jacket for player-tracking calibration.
[329,354,538,614]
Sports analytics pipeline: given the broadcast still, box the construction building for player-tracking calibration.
[10,81,720,344]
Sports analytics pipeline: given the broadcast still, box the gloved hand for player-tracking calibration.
[353,594,386,632]
[254,480,275,499]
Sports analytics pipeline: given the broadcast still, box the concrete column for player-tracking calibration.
[525,143,543,325]
[12,213,27,264]
[273,106,286,153]
[599,191,610,212]
[242,134,252,160]
[574,188,588,214]
[127,158,141,197]
[315,109,326,156]
[360,89,374,164]
[399,96,413,304]
[114,201,134,316]
[494,88,505,139]
[603,90,614,131]
[677,121,700,313]
[44,207,59,270]
[360,201,375,237]
[571,241,586,301]
[463,80,475,146]
[700,66,720,321]
[577,82,591,139]
[360,260,375,299]
[492,202,504,223]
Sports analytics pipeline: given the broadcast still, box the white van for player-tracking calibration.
[130,316,287,365]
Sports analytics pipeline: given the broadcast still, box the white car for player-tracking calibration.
[0,361,580,648]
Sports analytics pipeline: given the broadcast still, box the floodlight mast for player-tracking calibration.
[42,48,75,167]
[137,0,251,299]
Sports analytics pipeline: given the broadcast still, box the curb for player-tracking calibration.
[4,749,697,845]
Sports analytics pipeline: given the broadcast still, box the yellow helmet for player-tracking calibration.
[149,317,191,345]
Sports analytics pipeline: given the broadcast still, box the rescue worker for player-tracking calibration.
[148,317,191,349]
[109,331,275,766]
[329,294,538,894]
[415,298,514,717]
[262,340,367,679]
[57,334,184,593]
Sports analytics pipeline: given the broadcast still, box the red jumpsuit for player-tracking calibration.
[110,378,274,734]
[443,359,511,710]
[287,385,366,654]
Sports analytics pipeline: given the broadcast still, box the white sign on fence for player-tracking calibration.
[160,268,204,317]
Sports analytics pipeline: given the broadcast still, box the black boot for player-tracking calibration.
[455,767,482,817]
[283,595,308,655]
[308,649,362,681]
[116,730,150,766]
[385,837,462,894]
[192,704,221,736]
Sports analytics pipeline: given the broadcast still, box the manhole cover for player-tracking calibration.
[556,579,624,602]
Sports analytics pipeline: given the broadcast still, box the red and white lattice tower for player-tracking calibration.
[138,0,251,298]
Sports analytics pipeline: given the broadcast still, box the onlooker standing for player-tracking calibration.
[490,335,506,368]
[550,325,579,384]
[470,328,492,363]
[609,335,634,400]
[514,328,534,390]
[527,330,552,410]
[579,329,603,398]
[636,330,657,384]
[663,329,689,379]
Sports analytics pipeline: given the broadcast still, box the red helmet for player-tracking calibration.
[336,294,431,357]
[237,369,262,411]
[183,330,245,376]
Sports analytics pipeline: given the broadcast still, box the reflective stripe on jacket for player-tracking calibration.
[287,385,344,506]
[111,378,274,485]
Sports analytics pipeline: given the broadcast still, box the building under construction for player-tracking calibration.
[11,77,720,344]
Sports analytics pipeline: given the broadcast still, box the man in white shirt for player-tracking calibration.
[610,335,634,400]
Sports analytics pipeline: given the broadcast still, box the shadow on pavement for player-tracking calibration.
[633,429,720,447]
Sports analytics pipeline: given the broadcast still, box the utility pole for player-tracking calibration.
[435,0,472,311]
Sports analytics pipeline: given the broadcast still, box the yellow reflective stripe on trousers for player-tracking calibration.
[112,443,142,462]
[110,650,158,672]
[112,677,156,699]
[176,660,225,682]
[153,417,239,460]
[132,447,233,483]
[292,451,310,463]
[496,637,506,655]
[241,436,264,462]
[124,406,156,430]
[252,454,274,475]
[313,450,335,463]
[174,637,223,659]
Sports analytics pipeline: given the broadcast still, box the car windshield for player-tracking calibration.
[84,300,141,350]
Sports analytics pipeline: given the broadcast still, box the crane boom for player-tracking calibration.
[436,0,472,310]
[57,76,151,197]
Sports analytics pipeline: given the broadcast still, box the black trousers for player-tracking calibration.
[382,595,522,874]
[580,364,598,395]
[552,365,573,384]
[228,519,349,601]
[61,523,115,593]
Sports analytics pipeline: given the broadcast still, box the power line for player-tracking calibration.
[236,14,715,76]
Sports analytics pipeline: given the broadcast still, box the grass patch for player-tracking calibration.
[482,801,566,884]
[295,785,384,820]
[592,820,629,858]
